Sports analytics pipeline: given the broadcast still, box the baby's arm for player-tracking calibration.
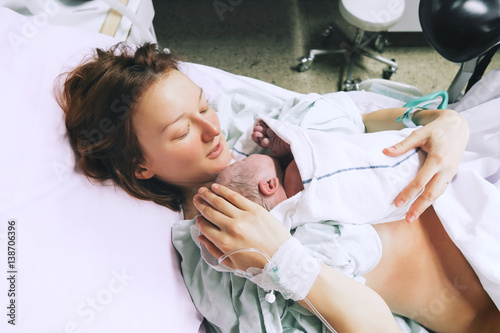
[252,120,291,157]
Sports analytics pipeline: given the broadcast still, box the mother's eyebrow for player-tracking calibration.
[161,113,184,133]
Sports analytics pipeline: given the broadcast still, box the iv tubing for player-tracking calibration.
[218,247,337,333]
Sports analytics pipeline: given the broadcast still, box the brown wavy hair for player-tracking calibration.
[56,42,185,211]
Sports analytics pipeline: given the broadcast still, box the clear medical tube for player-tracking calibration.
[304,297,337,333]
[218,247,337,333]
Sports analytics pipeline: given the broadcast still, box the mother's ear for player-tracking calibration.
[135,165,155,180]
[258,177,280,196]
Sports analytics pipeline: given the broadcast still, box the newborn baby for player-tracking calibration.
[216,119,424,225]
[212,152,383,284]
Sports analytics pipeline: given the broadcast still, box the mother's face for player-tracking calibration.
[133,70,232,188]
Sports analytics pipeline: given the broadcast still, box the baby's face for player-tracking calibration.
[216,154,280,185]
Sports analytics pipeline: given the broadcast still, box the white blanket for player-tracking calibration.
[228,92,424,230]
[259,117,425,230]
[433,86,500,310]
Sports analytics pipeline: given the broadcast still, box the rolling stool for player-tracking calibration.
[297,0,405,91]
[419,0,500,103]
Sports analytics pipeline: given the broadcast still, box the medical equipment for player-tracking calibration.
[403,90,449,110]
[397,90,449,128]
[217,246,337,333]
[297,0,405,90]
[419,0,500,102]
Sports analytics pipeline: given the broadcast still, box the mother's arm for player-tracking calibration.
[362,108,469,222]
[194,184,402,333]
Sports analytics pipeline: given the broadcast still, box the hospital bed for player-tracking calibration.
[1,7,499,333]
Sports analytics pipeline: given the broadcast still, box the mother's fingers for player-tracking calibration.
[405,173,452,222]
[384,130,424,157]
[395,159,438,207]
[399,155,455,222]
[193,189,235,226]
[195,215,221,239]
[197,234,235,268]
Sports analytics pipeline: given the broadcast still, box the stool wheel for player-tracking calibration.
[297,56,313,72]
[297,62,309,72]
[383,58,397,79]
[343,78,361,91]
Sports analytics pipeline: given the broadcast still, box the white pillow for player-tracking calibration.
[0,8,203,333]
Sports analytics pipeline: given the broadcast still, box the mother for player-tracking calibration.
[58,43,499,332]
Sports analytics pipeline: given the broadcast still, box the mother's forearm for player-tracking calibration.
[298,264,401,333]
[362,107,447,133]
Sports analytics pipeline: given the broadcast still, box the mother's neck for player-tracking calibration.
[182,203,199,220]
[181,181,214,220]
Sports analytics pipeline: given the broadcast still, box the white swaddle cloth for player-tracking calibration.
[257,117,425,230]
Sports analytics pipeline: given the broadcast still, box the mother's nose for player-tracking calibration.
[200,117,221,142]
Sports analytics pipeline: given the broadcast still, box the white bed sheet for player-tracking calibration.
[1,6,499,333]
[0,8,202,333]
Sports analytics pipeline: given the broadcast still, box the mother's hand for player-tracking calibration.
[193,184,291,271]
[384,109,469,222]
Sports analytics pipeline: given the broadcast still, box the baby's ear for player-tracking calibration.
[258,177,279,196]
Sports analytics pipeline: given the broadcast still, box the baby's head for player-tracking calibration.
[214,154,287,211]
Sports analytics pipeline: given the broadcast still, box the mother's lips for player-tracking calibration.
[206,140,223,159]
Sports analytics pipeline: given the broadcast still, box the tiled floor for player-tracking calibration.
[152,0,499,96]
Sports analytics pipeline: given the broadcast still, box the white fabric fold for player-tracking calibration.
[432,94,500,310]
[255,117,425,230]
[249,237,322,301]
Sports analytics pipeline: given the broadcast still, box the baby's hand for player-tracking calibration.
[251,120,291,157]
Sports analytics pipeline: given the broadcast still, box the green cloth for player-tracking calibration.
[172,218,329,333]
